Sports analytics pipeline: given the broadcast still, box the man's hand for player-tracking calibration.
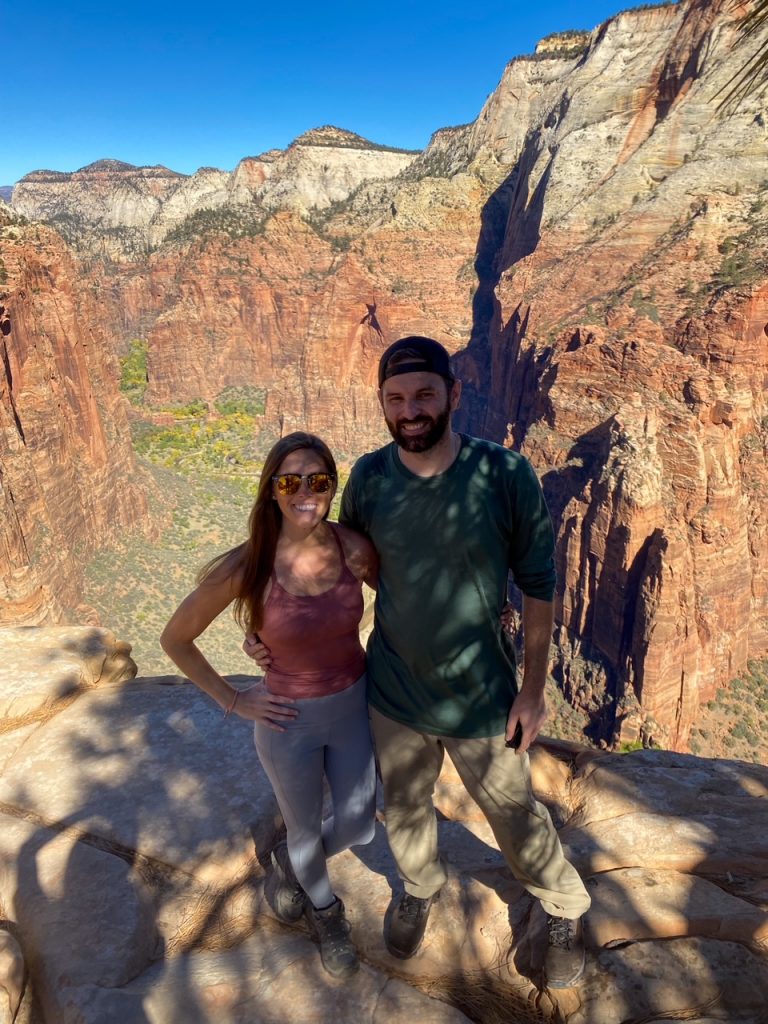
[505,689,547,754]
[243,633,272,670]
[505,594,554,753]
[500,601,516,634]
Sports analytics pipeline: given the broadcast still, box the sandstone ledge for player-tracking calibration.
[0,627,765,1023]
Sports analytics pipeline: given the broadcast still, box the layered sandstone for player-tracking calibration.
[453,0,768,749]
[0,628,766,1023]
[0,210,152,625]
[89,161,495,453]
[12,130,418,258]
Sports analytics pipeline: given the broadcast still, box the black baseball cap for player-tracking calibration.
[378,336,454,388]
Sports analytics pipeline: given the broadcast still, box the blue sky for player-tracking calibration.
[3,0,644,185]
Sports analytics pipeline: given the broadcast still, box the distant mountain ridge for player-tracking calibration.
[21,160,185,182]
[11,126,419,257]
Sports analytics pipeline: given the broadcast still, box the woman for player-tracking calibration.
[160,432,377,980]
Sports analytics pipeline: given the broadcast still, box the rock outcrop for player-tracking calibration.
[0,627,766,1023]
[0,210,153,625]
[0,625,136,724]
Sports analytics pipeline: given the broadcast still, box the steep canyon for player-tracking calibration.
[3,0,768,751]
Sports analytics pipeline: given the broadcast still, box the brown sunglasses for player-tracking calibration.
[272,472,335,496]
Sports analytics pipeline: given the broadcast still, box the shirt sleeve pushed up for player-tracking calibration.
[507,455,557,602]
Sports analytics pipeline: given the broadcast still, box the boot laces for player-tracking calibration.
[399,893,428,924]
[547,916,574,949]
[314,905,351,947]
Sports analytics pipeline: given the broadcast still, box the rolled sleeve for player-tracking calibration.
[507,458,556,601]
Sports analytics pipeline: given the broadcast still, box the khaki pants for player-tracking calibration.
[370,706,591,919]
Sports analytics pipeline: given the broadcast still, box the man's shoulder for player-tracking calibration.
[462,434,530,475]
[348,443,394,485]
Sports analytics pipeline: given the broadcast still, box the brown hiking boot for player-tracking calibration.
[267,841,306,923]
[545,914,586,988]
[305,897,359,979]
[384,891,438,959]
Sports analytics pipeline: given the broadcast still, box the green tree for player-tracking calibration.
[119,339,149,404]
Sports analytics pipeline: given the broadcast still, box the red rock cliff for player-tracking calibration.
[0,214,152,624]
[454,0,768,748]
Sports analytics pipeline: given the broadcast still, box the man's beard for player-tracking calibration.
[385,400,452,453]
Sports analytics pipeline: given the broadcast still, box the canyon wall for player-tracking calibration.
[6,0,768,748]
[454,0,768,747]
[0,209,152,624]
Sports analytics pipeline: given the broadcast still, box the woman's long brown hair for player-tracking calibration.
[197,432,337,633]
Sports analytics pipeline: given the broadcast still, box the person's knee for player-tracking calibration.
[346,819,376,848]
[336,805,376,848]
[353,816,377,847]
[381,772,436,809]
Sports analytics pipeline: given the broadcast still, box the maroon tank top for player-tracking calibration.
[260,527,366,698]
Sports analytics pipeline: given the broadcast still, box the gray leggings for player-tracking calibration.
[253,674,376,909]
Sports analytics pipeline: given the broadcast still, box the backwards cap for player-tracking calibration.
[377,336,453,388]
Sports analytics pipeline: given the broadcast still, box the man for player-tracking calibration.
[249,336,590,988]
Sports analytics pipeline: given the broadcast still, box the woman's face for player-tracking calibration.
[272,447,336,531]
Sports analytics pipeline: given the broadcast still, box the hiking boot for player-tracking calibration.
[384,891,438,959]
[305,897,359,979]
[268,841,306,923]
[545,914,586,988]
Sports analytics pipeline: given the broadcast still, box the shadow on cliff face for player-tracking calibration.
[452,128,555,445]
[537,418,625,745]
[445,120,660,749]
[536,414,672,749]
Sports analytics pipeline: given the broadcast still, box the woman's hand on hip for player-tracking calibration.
[234,681,297,731]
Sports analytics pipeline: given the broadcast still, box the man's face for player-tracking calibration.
[379,371,460,452]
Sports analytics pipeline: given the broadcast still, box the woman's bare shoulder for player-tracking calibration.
[199,544,247,593]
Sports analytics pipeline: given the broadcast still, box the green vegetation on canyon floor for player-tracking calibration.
[119,339,273,479]
[85,369,350,674]
[693,658,768,764]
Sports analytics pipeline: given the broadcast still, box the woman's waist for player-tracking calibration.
[264,637,365,675]
[265,661,366,701]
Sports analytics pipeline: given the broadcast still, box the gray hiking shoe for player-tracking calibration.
[305,897,359,979]
[545,914,586,988]
[268,841,306,923]
[384,891,438,959]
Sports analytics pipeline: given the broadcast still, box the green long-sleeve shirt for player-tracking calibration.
[339,434,556,737]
